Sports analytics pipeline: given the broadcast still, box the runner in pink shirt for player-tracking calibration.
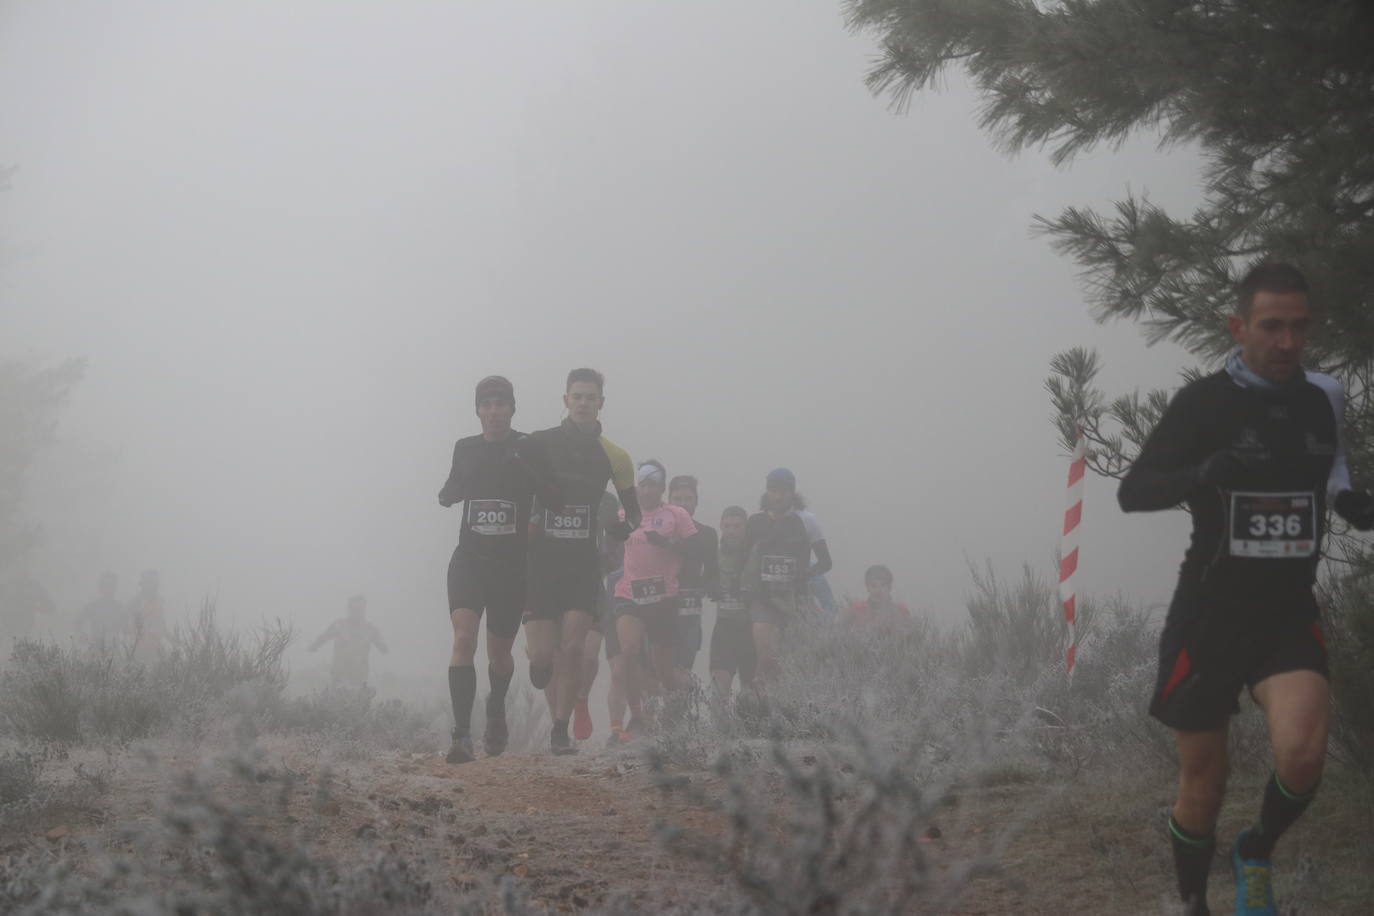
[611,459,701,738]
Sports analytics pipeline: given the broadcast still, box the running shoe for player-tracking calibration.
[445,732,475,765]
[1231,829,1276,915]
[483,695,508,757]
[605,726,624,749]
[550,729,578,756]
[573,699,593,741]
[1183,893,1210,915]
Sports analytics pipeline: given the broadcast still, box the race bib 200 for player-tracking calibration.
[630,576,667,605]
[469,499,516,536]
[1229,491,1316,558]
[761,555,798,584]
[544,505,591,539]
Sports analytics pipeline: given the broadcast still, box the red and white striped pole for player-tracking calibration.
[1059,432,1087,682]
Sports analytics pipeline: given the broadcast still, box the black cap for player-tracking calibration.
[475,375,515,409]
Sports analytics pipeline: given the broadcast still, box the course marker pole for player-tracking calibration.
[1059,432,1086,682]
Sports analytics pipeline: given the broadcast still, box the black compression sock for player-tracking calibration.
[489,668,513,703]
[1168,815,1215,903]
[1242,771,1318,860]
[551,718,569,740]
[448,665,477,737]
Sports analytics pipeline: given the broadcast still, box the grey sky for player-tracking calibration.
[2,1,1202,678]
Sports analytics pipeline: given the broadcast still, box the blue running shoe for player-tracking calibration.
[1231,829,1276,915]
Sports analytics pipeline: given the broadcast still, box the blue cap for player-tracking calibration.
[766,467,796,488]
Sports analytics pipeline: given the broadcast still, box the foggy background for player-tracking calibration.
[2,1,1200,688]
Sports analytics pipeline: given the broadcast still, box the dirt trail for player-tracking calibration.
[11,736,1372,914]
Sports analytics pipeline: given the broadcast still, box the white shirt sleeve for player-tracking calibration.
[797,509,825,545]
[1308,372,1351,500]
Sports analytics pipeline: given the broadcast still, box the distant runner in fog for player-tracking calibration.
[731,468,831,688]
[126,569,166,664]
[709,505,754,700]
[526,368,639,755]
[74,570,128,648]
[610,460,700,740]
[1118,263,1374,916]
[309,594,388,689]
[843,565,912,631]
[437,375,560,764]
[667,474,719,680]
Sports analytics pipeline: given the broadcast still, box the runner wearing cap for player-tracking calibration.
[667,474,720,679]
[730,468,832,687]
[438,375,560,764]
[526,369,640,755]
[611,459,701,738]
[709,505,755,698]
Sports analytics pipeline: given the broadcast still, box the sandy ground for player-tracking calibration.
[7,732,1373,914]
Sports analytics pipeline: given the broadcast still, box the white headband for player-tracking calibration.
[637,464,665,485]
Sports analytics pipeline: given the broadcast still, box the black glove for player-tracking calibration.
[1197,449,1247,488]
[604,520,635,541]
[438,490,455,508]
[645,530,670,549]
[1334,489,1374,531]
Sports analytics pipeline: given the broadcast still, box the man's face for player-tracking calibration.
[564,381,604,425]
[637,477,664,508]
[1229,291,1311,383]
[720,514,745,544]
[669,487,698,517]
[477,396,514,438]
[765,485,792,513]
[866,580,893,604]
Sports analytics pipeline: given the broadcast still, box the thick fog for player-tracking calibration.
[2,2,1202,684]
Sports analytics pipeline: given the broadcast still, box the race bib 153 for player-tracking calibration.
[469,499,516,536]
[1229,491,1316,558]
[761,555,798,584]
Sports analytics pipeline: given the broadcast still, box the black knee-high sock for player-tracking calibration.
[449,665,477,737]
[1168,815,1215,903]
[1242,771,1318,860]
[489,668,513,704]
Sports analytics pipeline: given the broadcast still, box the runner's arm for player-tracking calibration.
[1118,385,1210,512]
[438,441,471,507]
[514,438,563,512]
[309,623,336,652]
[703,527,722,599]
[809,540,833,578]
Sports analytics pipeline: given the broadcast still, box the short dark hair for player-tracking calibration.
[566,368,604,393]
[1237,262,1308,317]
[668,475,698,495]
[721,505,748,522]
[864,565,893,586]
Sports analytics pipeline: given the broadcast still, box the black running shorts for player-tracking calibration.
[709,615,755,681]
[446,548,525,640]
[748,590,803,629]
[525,556,603,621]
[1149,582,1328,732]
[613,597,677,644]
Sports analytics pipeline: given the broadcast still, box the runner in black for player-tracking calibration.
[525,368,640,755]
[438,376,560,764]
[730,468,831,689]
[667,475,720,680]
[1119,263,1374,916]
[709,505,754,700]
